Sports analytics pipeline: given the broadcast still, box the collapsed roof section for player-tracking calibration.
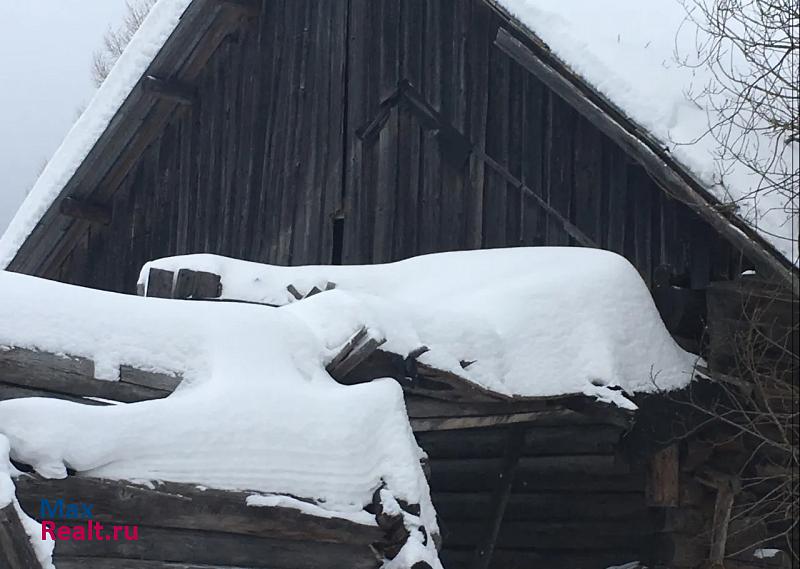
[139,247,698,405]
[0,247,695,567]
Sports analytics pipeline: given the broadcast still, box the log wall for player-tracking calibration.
[417,421,652,569]
[44,0,743,303]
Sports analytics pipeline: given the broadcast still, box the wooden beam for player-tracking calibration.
[494,26,797,295]
[216,0,261,17]
[709,479,736,566]
[646,444,680,507]
[15,476,382,546]
[0,503,44,569]
[328,333,387,382]
[58,196,112,225]
[119,365,182,392]
[172,268,222,299]
[471,425,525,569]
[476,149,596,247]
[144,268,175,298]
[141,75,197,106]
[410,409,584,432]
[286,284,303,301]
[0,347,176,403]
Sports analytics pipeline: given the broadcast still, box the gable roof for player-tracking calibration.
[497,0,797,265]
[489,0,797,291]
[0,0,796,292]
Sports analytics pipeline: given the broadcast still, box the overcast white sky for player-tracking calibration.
[0,1,130,234]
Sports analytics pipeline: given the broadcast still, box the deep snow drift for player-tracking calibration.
[0,247,695,568]
[0,268,440,567]
[142,247,697,407]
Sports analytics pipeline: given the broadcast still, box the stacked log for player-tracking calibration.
[416,420,650,569]
[13,476,422,569]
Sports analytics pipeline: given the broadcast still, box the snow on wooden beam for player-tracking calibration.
[0,503,44,569]
[58,196,112,225]
[141,75,197,106]
[0,347,180,404]
[15,475,383,547]
[327,327,386,381]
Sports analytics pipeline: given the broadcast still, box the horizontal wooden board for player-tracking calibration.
[0,347,177,403]
[15,476,382,546]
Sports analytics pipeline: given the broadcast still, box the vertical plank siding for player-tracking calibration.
[50,0,739,295]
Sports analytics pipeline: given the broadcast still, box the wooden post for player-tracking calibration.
[709,479,736,566]
[471,424,526,569]
[0,503,43,569]
[646,444,680,507]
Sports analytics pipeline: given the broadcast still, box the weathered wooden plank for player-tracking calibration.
[447,518,655,550]
[0,347,172,403]
[15,476,383,546]
[119,366,183,392]
[471,425,525,569]
[416,423,622,458]
[646,444,680,507]
[53,559,255,569]
[406,394,553,419]
[328,334,387,382]
[145,268,175,298]
[340,349,507,403]
[464,0,494,249]
[141,76,198,106]
[172,269,222,299]
[0,382,108,405]
[430,454,628,491]
[410,410,581,432]
[59,197,113,225]
[433,491,648,522]
[709,479,736,564]
[441,548,644,569]
[0,503,43,569]
[50,526,380,569]
[478,150,596,247]
[327,327,369,372]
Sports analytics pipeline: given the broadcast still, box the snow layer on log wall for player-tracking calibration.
[142,247,697,405]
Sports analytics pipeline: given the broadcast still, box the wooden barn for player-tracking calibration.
[0,1,796,568]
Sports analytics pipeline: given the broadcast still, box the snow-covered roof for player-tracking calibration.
[0,264,441,567]
[0,0,192,269]
[141,248,697,407]
[496,0,798,265]
[0,0,794,272]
